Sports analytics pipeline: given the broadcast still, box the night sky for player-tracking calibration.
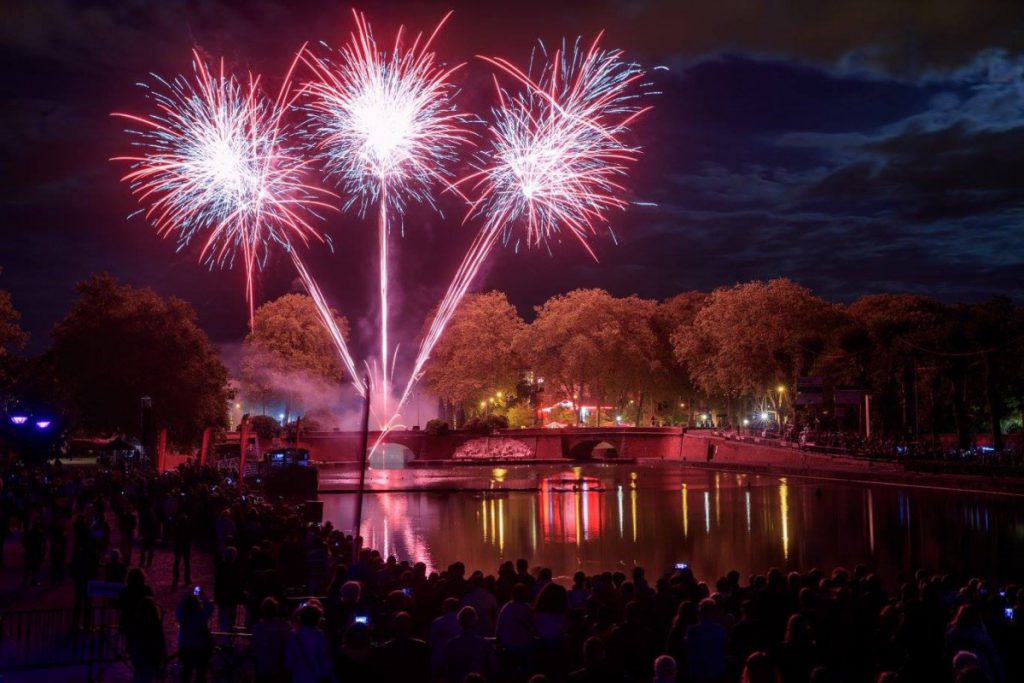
[2,0,1023,360]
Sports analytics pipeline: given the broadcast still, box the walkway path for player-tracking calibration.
[1,512,217,682]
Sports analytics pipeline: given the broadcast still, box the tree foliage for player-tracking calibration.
[0,267,28,388]
[240,293,347,415]
[49,274,231,447]
[421,291,526,411]
[524,289,659,423]
[247,414,281,441]
[673,279,841,402]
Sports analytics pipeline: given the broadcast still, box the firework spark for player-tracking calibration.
[400,34,651,411]
[112,51,365,394]
[301,10,474,415]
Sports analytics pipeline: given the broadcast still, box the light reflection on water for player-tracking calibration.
[318,464,1024,585]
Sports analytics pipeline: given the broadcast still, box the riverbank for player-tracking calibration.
[679,433,1024,496]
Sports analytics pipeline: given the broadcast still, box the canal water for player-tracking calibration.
[318,463,1023,586]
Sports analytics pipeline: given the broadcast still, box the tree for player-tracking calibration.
[844,294,948,438]
[963,299,1018,452]
[240,294,348,419]
[49,274,231,448]
[673,279,841,425]
[421,291,526,421]
[653,292,707,423]
[523,289,659,425]
[0,267,28,390]
[248,414,281,441]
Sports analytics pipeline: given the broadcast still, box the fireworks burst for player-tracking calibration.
[300,10,472,212]
[401,34,652,411]
[301,10,474,414]
[112,51,366,393]
[469,33,651,252]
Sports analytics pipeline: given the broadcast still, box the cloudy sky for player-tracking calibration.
[1,0,1023,357]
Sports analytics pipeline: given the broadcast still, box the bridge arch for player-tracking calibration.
[567,439,619,460]
[369,442,415,469]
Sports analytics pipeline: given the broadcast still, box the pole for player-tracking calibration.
[864,394,871,439]
[378,193,390,417]
[352,374,371,566]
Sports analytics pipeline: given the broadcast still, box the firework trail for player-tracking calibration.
[112,51,366,394]
[398,34,652,413]
[300,10,473,416]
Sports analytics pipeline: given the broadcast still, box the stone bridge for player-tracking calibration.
[298,427,687,464]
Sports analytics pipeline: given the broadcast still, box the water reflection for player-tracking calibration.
[779,478,790,560]
[318,464,1024,585]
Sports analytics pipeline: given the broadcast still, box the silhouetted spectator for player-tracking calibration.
[607,601,656,680]
[431,597,463,676]
[120,568,154,636]
[105,548,127,584]
[654,654,678,683]
[686,598,727,683]
[251,597,291,683]
[778,614,819,683]
[741,652,776,683]
[464,572,498,635]
[568,637,615,683]
[70,511,99,629]
[946,605,1005,683]
[48,516,67,586]
[172,510,192,586]
[22,517,45,586]
[333,620,374,683]
[175,591,215,682]
[214,546,244,631]
[441,606,496,683]
[497,583,536,677]
[285,601,333,683]
[118,504,137,565]
[138,502,158,568]
[376,611,431,683]
[125,596,166,683]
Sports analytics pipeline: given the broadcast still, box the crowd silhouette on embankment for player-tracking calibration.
[0,460,1020,683]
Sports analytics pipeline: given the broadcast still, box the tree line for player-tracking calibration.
[2,272,1021,450]
[422,281,1024,449]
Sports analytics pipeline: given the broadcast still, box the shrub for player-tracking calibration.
[425,418,450,435]
[248,415,280,440]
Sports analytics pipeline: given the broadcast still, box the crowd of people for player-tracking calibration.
[0,459,1021,683]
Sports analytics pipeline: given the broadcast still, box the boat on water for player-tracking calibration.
[546,473,606,493]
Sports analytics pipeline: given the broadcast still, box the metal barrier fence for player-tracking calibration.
[0,604,127,680]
